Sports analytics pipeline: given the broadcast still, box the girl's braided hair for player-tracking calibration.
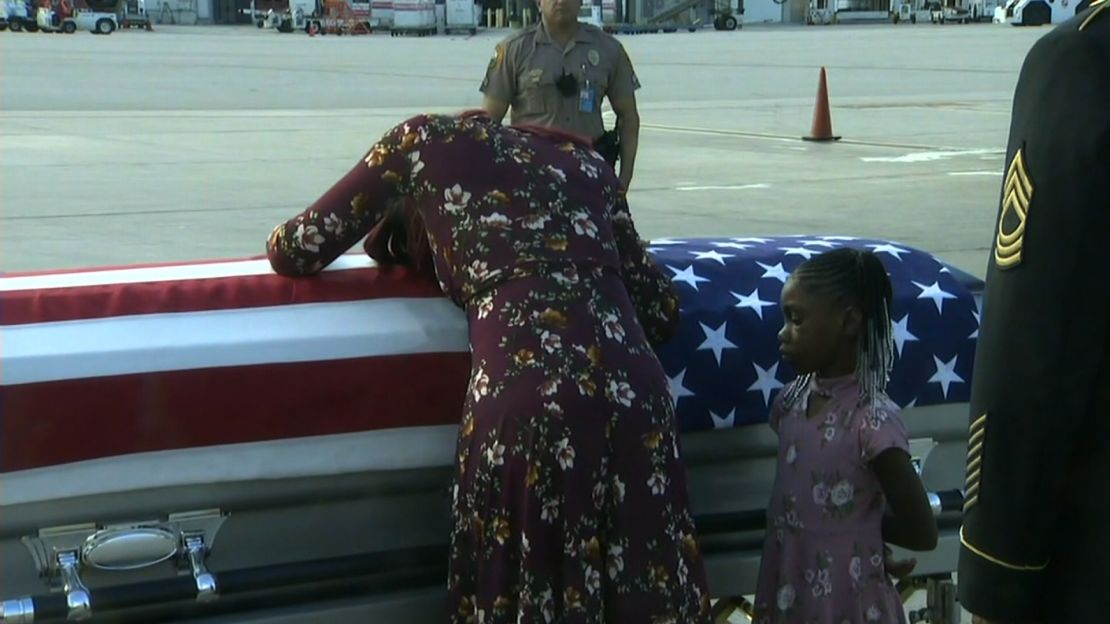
[787,247,896,406]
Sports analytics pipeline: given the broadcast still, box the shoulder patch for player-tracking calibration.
[1080,0,1109,30]
[995,146,1033,270]
[488,42,506,72]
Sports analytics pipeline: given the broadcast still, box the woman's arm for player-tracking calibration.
[609,194,680,347]
[266,118,422,276]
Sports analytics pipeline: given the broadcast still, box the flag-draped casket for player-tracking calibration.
[0,236,981,622]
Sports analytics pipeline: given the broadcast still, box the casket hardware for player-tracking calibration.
[0,598,35,623]
[81,527,179,571]
[908,437,945,517]
[17,509,227,618]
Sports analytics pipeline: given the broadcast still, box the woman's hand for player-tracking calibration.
[883,544,917,580]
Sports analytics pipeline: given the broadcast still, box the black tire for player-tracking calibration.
[1020,1,1051,25]
[723,15,738,30]
[95,18,114,33]
[62,20,76,33]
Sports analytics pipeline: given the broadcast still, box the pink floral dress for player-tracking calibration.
[753,374,909,624]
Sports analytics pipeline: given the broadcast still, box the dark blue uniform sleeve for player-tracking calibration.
[956,4,1110,620]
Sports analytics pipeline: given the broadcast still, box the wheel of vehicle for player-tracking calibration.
[0,23,8,31]
[712,15,722,30]
[62,20,76,33]
[95,18,114,34]
[24,21,37,32]
[910,13,917,23]
[1021,1,1051,25]
[256,19,264,27]
[723,15,738,30]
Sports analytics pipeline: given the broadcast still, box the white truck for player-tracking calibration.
[993,0,1093,25]
[35,4,118,33]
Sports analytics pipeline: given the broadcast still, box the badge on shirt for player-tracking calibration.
[587,49,600,66]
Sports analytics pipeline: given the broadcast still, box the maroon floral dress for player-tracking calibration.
[266,113,710,623]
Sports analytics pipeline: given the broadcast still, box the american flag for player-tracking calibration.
[0,236,979,474]
[648,235,981,432]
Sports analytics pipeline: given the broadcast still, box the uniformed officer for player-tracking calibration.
[479,0,641,192]
[957,2,1110,623]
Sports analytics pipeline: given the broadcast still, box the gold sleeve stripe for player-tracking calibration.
[969,428,985,446]
[962,494,978,512]
[964,467,981,485]
[960,527,1050,571]
[969,413,987,431]
[966,455,981,473]
[967,441,983,459]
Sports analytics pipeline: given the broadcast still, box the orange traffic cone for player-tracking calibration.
[803,67,841,142]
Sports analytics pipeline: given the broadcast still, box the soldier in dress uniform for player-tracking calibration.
[957,2,1110,623]
[479,0,641,191]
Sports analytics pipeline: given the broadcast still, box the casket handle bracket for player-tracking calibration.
[58,550,92,621]
[184,534,217,602]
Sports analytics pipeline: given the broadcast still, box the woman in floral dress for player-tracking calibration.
[266,112,710,623]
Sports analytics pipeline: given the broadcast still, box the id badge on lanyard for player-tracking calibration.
[578,63,596,114]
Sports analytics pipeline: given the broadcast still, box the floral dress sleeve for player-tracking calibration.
[266,118,420,276]
[858,400,911,462]
[610,194,681,346]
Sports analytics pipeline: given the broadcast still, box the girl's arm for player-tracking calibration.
[872,447,938,552]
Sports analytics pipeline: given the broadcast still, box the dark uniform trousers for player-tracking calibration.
[956,2,1110,622]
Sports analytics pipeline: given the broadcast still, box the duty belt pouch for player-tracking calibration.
[594,121,621,168]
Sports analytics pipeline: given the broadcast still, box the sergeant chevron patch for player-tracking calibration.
[995,147,1033,270]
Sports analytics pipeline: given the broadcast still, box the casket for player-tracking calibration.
[0,236,981,623]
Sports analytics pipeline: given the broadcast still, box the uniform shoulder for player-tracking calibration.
[498,24,539,49]
[1078,0,1109,32]
[1024,0,1110,67]
[581,23,626,51]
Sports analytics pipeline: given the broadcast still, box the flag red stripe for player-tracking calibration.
[0,265,444,326]
[2,352,471,473]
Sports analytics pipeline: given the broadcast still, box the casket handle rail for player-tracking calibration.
[1,492,966,623]
[6,509,226,622]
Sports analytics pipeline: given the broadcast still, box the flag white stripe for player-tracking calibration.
[3,298,469,385]
[0,255,376,292]
[1,425,459,506]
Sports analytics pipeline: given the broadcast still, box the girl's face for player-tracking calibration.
[778,277,860,377]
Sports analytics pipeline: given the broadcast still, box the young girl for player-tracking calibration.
[753,248,938,624]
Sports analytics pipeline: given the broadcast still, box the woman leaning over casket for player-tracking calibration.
[265,111,710,624]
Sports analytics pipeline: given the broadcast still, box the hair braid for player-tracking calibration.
[787,247,896,407]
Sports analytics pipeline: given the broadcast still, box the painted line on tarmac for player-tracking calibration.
[859,149,1001,163]
[948,171,999,177]
[674,184,771,192]
[641,123,988,152]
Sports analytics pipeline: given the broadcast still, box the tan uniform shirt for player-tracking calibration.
[480,22,640,141]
